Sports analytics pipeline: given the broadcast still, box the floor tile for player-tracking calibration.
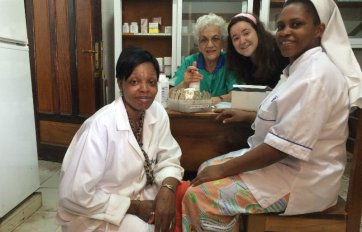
[11,160,362,232]
[12,211,59,232]
[40,171,60,188]
[38,161,61,185]
[36,187,58,212]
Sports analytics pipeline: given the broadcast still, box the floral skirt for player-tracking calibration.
[181,155,288,232]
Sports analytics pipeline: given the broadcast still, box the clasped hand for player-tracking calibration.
[183,65,203,86]
[137,187,176,232]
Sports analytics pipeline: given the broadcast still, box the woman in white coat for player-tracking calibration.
[57,46,184,232]
[181,0,362,231]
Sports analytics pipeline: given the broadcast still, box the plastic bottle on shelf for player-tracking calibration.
[156,73,169,108]
[130,22,138,34]
[122,22,129,33]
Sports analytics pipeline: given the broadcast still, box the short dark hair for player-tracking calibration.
[284,0,321,25]
[116,46,160,81]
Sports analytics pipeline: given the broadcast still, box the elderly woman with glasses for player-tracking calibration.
[171,13,238,104]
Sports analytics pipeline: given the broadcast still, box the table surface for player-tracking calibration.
[167,109,219,119]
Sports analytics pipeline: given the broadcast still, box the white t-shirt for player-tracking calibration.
[242,47,349,215]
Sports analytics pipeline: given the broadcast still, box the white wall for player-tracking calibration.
[102,0,116,103]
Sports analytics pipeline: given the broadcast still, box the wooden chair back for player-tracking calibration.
[245,108,362,232]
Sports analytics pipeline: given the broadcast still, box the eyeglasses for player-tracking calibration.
[198,36,221,46]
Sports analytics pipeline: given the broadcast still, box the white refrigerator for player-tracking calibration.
[0,0,40,218]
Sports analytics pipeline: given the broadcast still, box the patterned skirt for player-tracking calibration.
[181,154,288,232]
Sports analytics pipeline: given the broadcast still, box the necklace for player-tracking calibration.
[128,111,155,185]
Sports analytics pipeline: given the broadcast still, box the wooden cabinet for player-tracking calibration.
[122,34,172,58]
[114,0,179,98]
[168,110,253,172]
[121,0,173,58]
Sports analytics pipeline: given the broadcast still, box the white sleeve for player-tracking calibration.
[58,119,130,226]
[152,108,184,185]
[264,75,332,161]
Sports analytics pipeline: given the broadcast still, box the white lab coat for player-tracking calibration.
[242,47,349,215]
[56,97,183,231]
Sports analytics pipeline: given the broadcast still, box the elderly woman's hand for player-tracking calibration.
[183,65,203,87]
[211,96,221,105]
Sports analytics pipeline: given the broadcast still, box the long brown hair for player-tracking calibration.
[226,14,288,88]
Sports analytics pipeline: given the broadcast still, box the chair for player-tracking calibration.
[244,108,362,232]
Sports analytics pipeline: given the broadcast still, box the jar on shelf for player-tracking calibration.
[130,22,139,34]
[122,22,129,33]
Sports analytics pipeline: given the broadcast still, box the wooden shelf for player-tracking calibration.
[122,35,172,57]
[122,33,172,37]
[121,0,173,58]
[270,0,284,8]
[122,0,172,29]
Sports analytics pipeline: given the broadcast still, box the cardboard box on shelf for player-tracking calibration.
[152,17,162,25]
[149,22,159,33]
[140,18,148,34]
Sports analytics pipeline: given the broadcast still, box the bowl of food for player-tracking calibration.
[168,88,212,113]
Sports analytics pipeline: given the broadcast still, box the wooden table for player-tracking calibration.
[168,110,253,172]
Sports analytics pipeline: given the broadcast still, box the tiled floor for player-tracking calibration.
[12,160,61,232]
[11,160,362,232]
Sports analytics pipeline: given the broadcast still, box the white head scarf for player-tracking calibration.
[309,0,362,108]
